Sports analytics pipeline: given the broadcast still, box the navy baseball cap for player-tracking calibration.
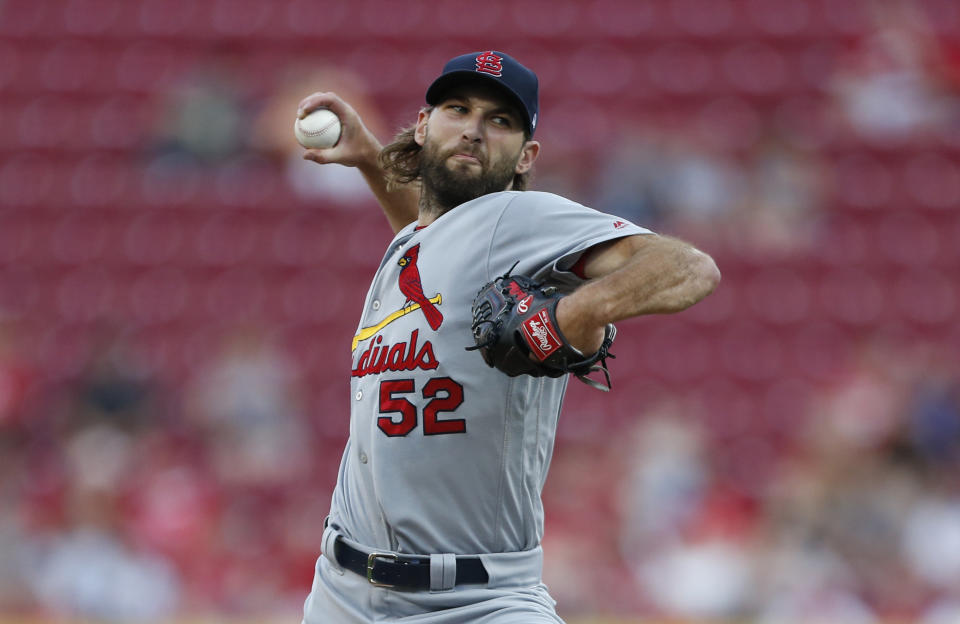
[425,51,539,137]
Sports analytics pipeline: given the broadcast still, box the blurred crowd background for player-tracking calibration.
[2,0,960,622]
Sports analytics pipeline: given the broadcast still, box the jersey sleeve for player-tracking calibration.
[485,191,654,292]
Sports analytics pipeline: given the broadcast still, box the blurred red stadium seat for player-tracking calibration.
[115,41,192,93]
[61,0,123,36]
[695,96,763,151]
[669,0,736,38]
[833,151,896,209]
[789,320,852,383]
[816,267,887,327]
[812,214,870,268]
[135,0,206,37]
[0,0,61,37]
[693,377,762,439]
[0,267,44,320]
[202,267,268,322]
[586,0,663,38]
[49,211,113,267]
[192,212,262,267]
[507,0,579,37]
[566,44,637,97]
[207,0,275,38]
[0,155,59,208]
[123,212,188,267]
[636,322,714,383]
[646,41,715,94]
[891,268,957,327]
[818,0,872,35]
[15,97,89,151]
[717,321,786,382]
[54,266,121,323]
[279,0,350,39]
[279,269,350,324]
[212,157,283,208]
[0,210,38,266]
[39,39,114,94]
[69,156,140,207]
[743,266,813,325]
[871,211,943,268]
[139,156,205,208]
[759,376,817,437]
[0,40,21,92]
[901,151,960,210]
[422,0,508,37]
[720,41,789,95]
[35,321,99,381]
[341,45,410,96]
[270,213,336,268]
[90,96,155,151]
[743,0,814,38]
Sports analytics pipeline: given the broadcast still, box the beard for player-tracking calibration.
[420,138,520,211]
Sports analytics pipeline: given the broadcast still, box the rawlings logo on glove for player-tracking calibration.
[466,264,616,391]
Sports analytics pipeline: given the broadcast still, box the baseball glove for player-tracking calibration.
[466,265,616,391]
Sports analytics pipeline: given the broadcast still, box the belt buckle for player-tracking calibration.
[366,552,399,587]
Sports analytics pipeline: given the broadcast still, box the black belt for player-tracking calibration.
[333,538,489,590]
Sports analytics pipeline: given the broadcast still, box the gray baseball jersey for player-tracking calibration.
[325,190,651,559]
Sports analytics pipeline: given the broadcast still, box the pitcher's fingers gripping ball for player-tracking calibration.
[467,265,617,391]
[294,107,342,149]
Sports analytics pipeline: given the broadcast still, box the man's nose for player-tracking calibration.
[461,114,484,143]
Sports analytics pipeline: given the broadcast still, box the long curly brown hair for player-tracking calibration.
[378,109,531,192]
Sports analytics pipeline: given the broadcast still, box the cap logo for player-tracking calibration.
[475,51,504,77]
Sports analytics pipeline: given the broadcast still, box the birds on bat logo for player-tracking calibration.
[397,244,444,330]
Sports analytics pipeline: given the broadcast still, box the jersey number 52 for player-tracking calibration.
[378,377,465,437]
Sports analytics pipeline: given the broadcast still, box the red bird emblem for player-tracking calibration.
[397,244,443,330]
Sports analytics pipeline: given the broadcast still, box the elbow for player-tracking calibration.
[699,252,722,296]
[684,249,721,308]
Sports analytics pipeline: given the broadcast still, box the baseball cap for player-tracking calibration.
[425,51,539,137]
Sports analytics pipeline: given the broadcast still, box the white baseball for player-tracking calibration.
[294,108,341,149]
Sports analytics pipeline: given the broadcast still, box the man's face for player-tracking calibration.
[415,84,539,209]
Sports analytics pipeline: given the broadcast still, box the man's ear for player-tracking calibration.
[515,140,540,174]
[414,109,431,146]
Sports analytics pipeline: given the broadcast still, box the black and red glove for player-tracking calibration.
[466,267,616,390]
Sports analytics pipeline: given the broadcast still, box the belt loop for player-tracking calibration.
[321,524,342,572]
[429,553,457,592]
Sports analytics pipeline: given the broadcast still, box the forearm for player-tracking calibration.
[355,144,420,234]
[556,235,720,352]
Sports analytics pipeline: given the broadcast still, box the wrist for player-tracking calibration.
[356,133,383,172]
[555,295,605,355]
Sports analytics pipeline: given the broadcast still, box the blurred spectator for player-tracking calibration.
[251,64,389,204]
[829,0,960,142]
[22,422,182,621]
[0,318,38,428]
[594,124,746,233]
[616,402,759,620]
[732,129,825,255]
[184,325,312,488]
[152,62,248,163]
[0,436,36,613]
[70,324,159,432]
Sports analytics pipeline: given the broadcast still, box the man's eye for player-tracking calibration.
[449,105,467,113]
[491,116,512,127]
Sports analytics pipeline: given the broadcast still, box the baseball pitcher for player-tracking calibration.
[297,51,720,623]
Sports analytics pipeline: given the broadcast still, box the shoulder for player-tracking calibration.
[499,191,643,233]
[504,190,586,211]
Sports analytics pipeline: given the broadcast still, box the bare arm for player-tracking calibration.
[556,234,721,353]
[297,92,419,234]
